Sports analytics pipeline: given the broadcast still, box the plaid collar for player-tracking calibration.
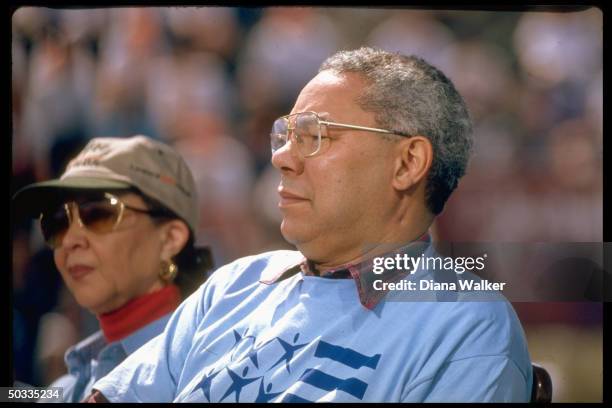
[260,232,431,310]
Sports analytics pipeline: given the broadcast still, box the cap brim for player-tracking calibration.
[12,177,133,219]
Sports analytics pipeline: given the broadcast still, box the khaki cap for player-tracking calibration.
[13,135,199,233]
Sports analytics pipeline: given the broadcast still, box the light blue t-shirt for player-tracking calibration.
[40,314,171,402]
[93,248,532,402]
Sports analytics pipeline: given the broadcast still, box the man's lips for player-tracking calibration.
[67,265,94,280]
[278,189,309,207]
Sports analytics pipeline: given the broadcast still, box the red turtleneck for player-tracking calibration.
[98,284,181,343]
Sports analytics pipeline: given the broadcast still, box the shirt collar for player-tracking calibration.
[119,312,172,355]
[260,232,431,310]
[65,312,173,371]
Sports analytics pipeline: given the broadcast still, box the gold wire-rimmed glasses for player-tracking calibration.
[270,111,413,157]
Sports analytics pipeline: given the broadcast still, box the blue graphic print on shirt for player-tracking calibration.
[184,330,381,403]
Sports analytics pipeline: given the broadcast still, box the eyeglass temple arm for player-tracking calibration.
[319,120,412,138]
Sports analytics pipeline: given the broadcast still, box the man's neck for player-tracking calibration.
[313,226,431,273]
[301,200,434,273]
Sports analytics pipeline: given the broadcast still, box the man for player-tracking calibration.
[88,47,532,402]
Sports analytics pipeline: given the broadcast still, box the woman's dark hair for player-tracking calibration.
[118,188,214,298]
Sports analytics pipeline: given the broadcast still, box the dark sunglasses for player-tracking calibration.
[39,192,163,249]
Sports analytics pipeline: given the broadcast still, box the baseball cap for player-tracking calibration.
[12,135,199,233]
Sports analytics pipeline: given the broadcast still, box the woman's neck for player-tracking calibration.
[98,284,181,343]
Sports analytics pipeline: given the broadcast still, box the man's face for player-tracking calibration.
[271,71,399,266]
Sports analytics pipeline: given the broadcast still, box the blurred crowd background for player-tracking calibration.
[11,6,602,401]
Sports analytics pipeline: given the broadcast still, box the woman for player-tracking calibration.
[12,135,213,402]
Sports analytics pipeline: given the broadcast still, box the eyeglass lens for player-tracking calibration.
[40,198,123,248]
[271,112,322,156]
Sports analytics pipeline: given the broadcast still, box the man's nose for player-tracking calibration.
[271,136,304,175]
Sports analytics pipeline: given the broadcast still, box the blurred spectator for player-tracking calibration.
[169,106,261,264]
[367,10,457,75]
[146,50,235,137]
[12,223,63,386]
[236,7,343,110]
[163,7,240,60]
[92,8,164,138]
[35,311,79,387]
[444,40,519,123]
[19,24,95,181]
[513,9,602,87]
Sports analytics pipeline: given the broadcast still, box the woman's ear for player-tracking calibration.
[159,220,190,261]
[391,135,433,191]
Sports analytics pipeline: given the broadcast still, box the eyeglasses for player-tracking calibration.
[39,193,162,249]
[270,111,412,157]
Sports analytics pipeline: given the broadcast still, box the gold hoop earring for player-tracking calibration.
[159,260,178,282]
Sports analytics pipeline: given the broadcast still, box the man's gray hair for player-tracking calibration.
[319,47,473,215]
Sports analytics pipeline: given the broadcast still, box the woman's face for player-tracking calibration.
[53,192,169,315]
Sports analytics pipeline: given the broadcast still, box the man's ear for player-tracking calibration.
[391,136,433,191]
[159,219,190,261]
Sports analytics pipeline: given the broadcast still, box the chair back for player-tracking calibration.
[531,363,553,403]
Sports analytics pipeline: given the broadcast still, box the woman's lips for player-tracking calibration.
[67,265,94,280]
